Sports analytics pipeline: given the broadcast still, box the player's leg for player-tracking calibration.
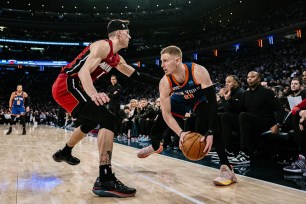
[6,114,16,135]
[53,116,97,165]
[76,102,136,197]
[195,103,237,186]
[137,112,167,158]
[20,114,26,135]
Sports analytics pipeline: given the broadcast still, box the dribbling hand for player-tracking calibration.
[179,131,191,150]
[200,135,213,156]
[91,92,110,106]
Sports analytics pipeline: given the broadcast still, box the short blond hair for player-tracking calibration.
[160,45,182,58]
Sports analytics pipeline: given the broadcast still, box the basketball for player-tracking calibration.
[181,132,206,161]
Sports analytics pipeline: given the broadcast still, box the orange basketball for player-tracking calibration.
[181,132,206,161]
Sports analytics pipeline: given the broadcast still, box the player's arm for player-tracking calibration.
[117,55,160,86]
[78,40,110,106]
[193,64,217,133]
[159,77,183,137]
[8,92,14,111]
[193,64,216,154]
[23,92,30,112]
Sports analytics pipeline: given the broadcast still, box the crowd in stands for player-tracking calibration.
[0,0,305,61]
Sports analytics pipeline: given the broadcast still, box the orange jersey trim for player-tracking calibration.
[191,63,200,86]
[171,64,189,88]
[166,76,173,92]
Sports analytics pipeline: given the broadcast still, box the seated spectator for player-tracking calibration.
[283,99,306,175]
[217,75,245,160]
[135,98,157,141]
[223,71,283,165]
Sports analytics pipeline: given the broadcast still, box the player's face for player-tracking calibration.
[17,85,22,93]
[119,29,131,48]
[161,53,179,75]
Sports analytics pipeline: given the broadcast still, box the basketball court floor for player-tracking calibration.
[0,125,305,204]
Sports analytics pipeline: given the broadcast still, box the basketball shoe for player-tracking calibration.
[137,143,163,158]
[52,150,80,165]
[92,174,136,197]
[22,128,26,135]
[213,165,237,186]
[6,127,12,135]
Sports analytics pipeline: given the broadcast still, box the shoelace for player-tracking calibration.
[220,168,232,179]
[141,146,154,154]
[112,174,129,190]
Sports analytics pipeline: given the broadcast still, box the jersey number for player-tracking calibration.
[184,94,194,99]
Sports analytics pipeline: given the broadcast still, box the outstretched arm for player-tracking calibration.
[117,55,160,86]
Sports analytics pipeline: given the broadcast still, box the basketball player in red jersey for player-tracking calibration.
[52,19,158,198]
[137,45,237,186]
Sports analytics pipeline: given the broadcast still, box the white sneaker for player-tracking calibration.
[213,165,237,186]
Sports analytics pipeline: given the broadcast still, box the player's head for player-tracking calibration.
[160,45,183,75]
[107,19,131,48]
[17,84,23,93]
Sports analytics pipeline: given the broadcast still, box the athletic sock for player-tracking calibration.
[99,164,113,181]
[61,143,73,156]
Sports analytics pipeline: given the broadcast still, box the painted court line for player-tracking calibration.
[113,161,206,204]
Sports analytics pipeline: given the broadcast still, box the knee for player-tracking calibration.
[99,121,115,133]
[80,122,97,134]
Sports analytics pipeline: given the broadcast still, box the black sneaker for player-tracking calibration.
[230,151,250,165]
[52,150,80,165]
[6,127,12,135]
[92,174,136,198]
[22,129,26,135]
[283,155,306,173]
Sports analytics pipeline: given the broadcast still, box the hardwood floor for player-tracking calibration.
[0,125,305,204]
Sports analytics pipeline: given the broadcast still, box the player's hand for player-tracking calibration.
[184,113,191,118]
[270,124,279,134]
[201,135,213,156]
[299,117,305,131]
[91,92,110,106]
[179,131,191,150]
[299,110,306,118]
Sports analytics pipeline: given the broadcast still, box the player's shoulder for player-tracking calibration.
[193,63,206,71]
[160,75,172,91]
[90,40,110,53]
